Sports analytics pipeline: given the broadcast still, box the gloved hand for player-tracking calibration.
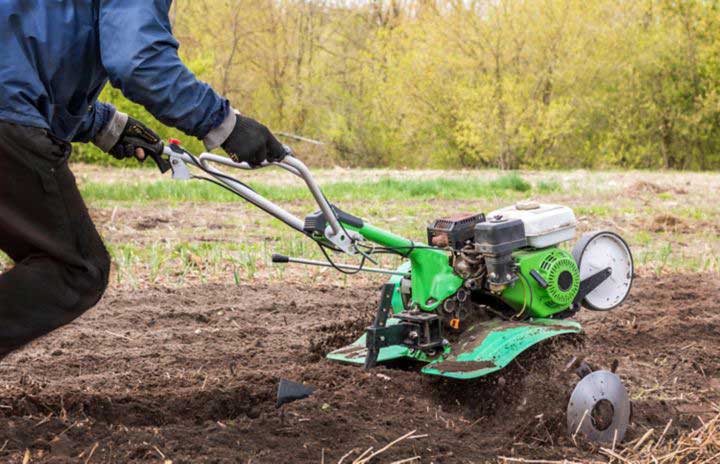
[108,116,164,161]
[221,114,287,167]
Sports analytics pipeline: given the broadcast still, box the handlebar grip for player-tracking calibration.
[146,142,172,173]
[278,144,294,162]
[272,254,290,264]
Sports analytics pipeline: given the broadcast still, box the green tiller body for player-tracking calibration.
[301,204,633,379]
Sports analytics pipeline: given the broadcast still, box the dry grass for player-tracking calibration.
[337,429,425,464]
[599,409,720,463]
[499,410,720,464]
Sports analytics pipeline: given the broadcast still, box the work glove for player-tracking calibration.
[108,116,163,161]
[93,110,163,162]
[221,114,287,167]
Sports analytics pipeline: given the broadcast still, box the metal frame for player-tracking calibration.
[162,146,357,253]
[276,256,408,276]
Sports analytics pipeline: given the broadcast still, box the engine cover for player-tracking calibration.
[487,202,576,248]
[500,248,580,318]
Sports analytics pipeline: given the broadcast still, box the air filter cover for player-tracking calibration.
[488,203,576,248]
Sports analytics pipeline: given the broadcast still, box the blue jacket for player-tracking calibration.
[0,0,229,143]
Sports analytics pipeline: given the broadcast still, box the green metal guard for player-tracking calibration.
[345,222,464,312]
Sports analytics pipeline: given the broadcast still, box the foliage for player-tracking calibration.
[76,0,720,170]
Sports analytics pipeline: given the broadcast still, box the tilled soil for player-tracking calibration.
[0,274,718,463]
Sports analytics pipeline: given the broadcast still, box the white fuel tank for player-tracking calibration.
[487,201,577,248]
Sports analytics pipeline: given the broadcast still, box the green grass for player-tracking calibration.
[677,206,711,221]
[574,205,615,217]
[488,173,532,192]
[80,174,534,204]
[108,240,278,287]
[105,236,406,288]
[536,178,561,193]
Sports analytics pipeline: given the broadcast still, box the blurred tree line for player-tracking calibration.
[76,0,720,170]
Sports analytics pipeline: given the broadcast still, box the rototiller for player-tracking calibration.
[153,142,634,380]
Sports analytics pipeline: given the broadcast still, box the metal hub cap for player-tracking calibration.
[567,370,631,444]
[573,231,634,311]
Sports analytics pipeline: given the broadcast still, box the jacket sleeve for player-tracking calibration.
[98,0,232,142]
[72,101,115,143]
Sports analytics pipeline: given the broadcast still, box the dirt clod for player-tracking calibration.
[651,213,688,232]
[627,181,688,196]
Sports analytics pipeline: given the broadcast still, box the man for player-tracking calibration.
[0,1,286,360]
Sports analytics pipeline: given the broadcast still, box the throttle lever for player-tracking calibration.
[145,142,172,173]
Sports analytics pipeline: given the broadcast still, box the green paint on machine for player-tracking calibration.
[343,223,464,312]
[327,318,581,379]
[421,318,581,379]
[501,248,581,318]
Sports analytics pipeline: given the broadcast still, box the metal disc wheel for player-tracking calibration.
[567,370,631,444]
[572,231,633,311]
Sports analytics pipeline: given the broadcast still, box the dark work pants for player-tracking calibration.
[0,121,110,360]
